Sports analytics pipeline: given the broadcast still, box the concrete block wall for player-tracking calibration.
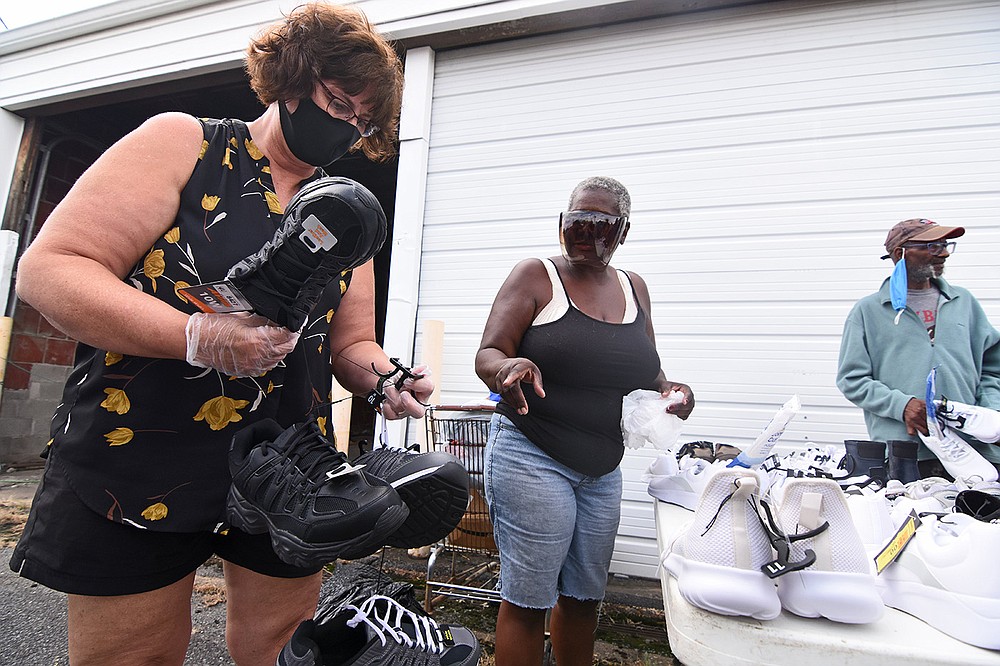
[1,131,94,470]
[1,362,72,469]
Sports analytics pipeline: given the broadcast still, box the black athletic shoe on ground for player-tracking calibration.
[227,419,408,568]
[226,176,387,331]
[352,447,470,548]
[277,594,481,666]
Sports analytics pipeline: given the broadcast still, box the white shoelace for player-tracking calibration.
[934,432,972,462]
[345,595,446,655]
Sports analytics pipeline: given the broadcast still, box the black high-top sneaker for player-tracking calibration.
[227,419,408,568]
[841,440,887,483]
[352,446,469,548]
[277,595,481,666]
[226,177,387,331]
[886,440,920,484]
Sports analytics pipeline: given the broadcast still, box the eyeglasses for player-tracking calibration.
[318,81,379,137]
[902,241,957,256]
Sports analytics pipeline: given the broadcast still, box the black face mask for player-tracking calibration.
[278,96,361,167]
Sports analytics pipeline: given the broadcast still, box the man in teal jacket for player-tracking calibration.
[836,218,1000,476]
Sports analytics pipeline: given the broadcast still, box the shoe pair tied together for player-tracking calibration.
[663,469,883,624]
[227,418,469,568]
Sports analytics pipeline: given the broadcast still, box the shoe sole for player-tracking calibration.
[880,576,1000,649]
[226,485,410,567]
[663,550,781,620]
[777,570,884,623]
[384,459,469,548]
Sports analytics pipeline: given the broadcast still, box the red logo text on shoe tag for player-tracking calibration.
[875,511,921,574]
[177,281,254,313]
[300,214,339,253]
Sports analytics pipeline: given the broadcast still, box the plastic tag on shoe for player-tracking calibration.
[177,281,254,314]
[874,511,921,574]
[300,214,339,253]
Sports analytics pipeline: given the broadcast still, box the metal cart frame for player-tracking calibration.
[423,405,502,612]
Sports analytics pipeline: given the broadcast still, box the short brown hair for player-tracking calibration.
[245,2,403,162]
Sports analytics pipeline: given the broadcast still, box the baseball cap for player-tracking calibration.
[881,218,965,259]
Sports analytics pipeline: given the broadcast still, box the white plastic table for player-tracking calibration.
[654,499,1000,666]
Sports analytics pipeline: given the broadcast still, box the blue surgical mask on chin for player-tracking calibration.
[890,248,908,325]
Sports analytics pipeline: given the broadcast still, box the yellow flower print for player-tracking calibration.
[104,428,134,446]
[194,396,250,431]
[267,381,274,394]
[164,227,180,244]
[174,281,191,303]
[100,388,131,415]
[222,138,237,170]
[264,190,282,214]
[143,249,165,293]
[317,416,327,437]
[198,140,209,160]
[105,351,123,366]
[325,309,334,323]
[339,279,347,295]
[262,165,271,174]
[201,195,220,212]
[141,502,168,521]
[245,138,264,160]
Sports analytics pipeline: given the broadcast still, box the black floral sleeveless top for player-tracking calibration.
[46,118,351,532]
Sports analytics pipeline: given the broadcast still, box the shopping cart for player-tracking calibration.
[423,404,501,612]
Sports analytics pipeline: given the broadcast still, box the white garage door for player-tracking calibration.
[414,0,1000,578]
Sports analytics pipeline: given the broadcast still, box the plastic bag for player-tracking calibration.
[621,389,685,450]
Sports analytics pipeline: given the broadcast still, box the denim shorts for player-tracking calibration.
[484,414,622,609]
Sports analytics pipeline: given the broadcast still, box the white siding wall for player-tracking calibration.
[416,0,1000,576]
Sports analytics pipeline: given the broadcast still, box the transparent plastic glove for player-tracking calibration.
[185,312,299,377]
[621,389,685,450]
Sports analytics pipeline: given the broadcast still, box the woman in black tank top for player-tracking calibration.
[477,176,695,666]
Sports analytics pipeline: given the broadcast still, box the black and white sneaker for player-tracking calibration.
[226,176,387,331]
[227,419,408,568]
[277,595,481,666]
[353,446,469,548]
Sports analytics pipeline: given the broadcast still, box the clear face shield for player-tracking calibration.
[558,210,628,266]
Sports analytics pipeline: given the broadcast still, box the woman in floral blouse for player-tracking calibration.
[9,4,430,665]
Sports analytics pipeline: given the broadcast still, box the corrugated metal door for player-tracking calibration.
[415,0,1000,577]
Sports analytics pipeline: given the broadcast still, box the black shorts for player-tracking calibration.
[9,458,322,596]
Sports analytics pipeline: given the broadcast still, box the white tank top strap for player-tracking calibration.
[532,258,639,326]
[533,258,570,325]
[619,271,638,324]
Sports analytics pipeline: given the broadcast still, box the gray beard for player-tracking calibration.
[908,263,938,281]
